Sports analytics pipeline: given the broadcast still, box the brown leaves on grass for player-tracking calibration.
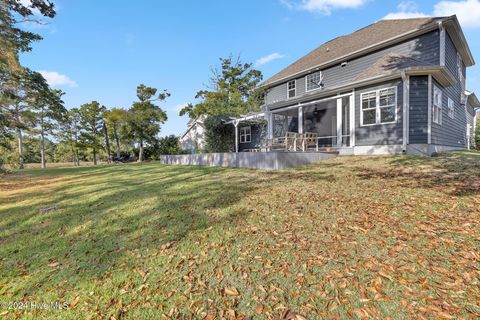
[3,154,480,318]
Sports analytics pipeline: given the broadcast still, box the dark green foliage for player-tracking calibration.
[125,84,169,162]
[204,115,234,153]
[179,55,264,119]
[157,135,180,155]
[79,101,106,165]
[0,0,55,54]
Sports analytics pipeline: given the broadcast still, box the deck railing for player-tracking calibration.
[246,132,350,152]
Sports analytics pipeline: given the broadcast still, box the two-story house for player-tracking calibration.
[235,15,479,155]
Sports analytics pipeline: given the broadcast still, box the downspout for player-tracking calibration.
[427,75,432,144]
[401,71,409,152]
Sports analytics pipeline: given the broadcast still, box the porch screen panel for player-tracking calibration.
[273,110,298,137]
[303,100,337,146]
[341,96,350,146]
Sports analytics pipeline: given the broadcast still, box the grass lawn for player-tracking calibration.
[1,152,479,319]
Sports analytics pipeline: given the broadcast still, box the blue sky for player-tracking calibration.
[20,0,480,137]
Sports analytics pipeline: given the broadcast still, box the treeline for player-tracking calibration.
[1,82,180,169]
[0,1,179,171]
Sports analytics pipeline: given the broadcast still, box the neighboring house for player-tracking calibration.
[234,15,480,155]
[179,116,206,152]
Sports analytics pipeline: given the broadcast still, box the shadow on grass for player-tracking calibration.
[0,163,264,297]
[354,152,480,197]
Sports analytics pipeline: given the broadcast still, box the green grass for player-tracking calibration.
[1,151,480,319]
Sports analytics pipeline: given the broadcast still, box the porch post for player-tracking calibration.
[336,98,342,147]
[349,92,355,147]
[234,121,239,153]
[298,106,303,134]
[268,112,273,139]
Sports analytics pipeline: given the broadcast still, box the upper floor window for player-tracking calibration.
[287,80,296,99]
[239,126,251,143]
[457,53,463,79]
[457,53,466,91]
[447,97,454,119]
[360,87,397,126]
[306,71,323,92]
[433,85,443,125]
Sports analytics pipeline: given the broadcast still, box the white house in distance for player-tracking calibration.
[179,116,206,152]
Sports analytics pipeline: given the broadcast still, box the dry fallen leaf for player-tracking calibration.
[70,296,80,308]
[224,287,239,296]
[255,303,264,314]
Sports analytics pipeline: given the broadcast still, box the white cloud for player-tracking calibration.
[172,102,189,113]
[38,70,77,88]
[433,0,480,28]
[255,53,285,66]
[383,0,480,29]
[282,0,368,15]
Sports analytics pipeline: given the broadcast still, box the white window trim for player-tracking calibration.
[360,86,398,127]
[457,52,462,79]
[287,79,296,99]
[447,97,454,119]
[305,71,323,92]
[239,126,251,143]
[433,85,442,125]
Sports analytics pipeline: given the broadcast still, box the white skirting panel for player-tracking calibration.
[160,152,338,170]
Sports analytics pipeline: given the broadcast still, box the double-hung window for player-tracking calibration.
[287,80,296,99]
[306,71,322,92]
[360,87,397,126]
[447,97,454,119]
[433,85,443,125]
[239,126,251,143]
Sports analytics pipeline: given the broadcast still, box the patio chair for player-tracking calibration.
[285,132,299,151]
[302,132,319,151]
[268,132,300,151]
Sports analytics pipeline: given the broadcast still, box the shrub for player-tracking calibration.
[204,115,234,153]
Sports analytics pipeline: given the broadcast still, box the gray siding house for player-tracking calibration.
[235,15,479,155]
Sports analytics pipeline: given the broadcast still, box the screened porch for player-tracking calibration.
[265,94,353,152]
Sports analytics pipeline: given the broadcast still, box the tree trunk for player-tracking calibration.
[40,108,46,169]
[103,121,111,163]
[15,102,24,169]
[71,146,76,166]
[40,129,46,169]
[75,148,80,166]
[113,126,120,158]
[17,127,24,169]
[93,148,97,165]
[139,140,144,162]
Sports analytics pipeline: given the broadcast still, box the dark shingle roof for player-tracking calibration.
[263,17,446,86]
[354,53,434,82]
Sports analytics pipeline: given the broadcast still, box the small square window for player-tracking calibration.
[239,126,251,143]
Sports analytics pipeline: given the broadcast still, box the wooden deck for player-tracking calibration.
[159,152,338,170]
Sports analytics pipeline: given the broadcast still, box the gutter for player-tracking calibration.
[267,66,453,111]
[401,71,409,152]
